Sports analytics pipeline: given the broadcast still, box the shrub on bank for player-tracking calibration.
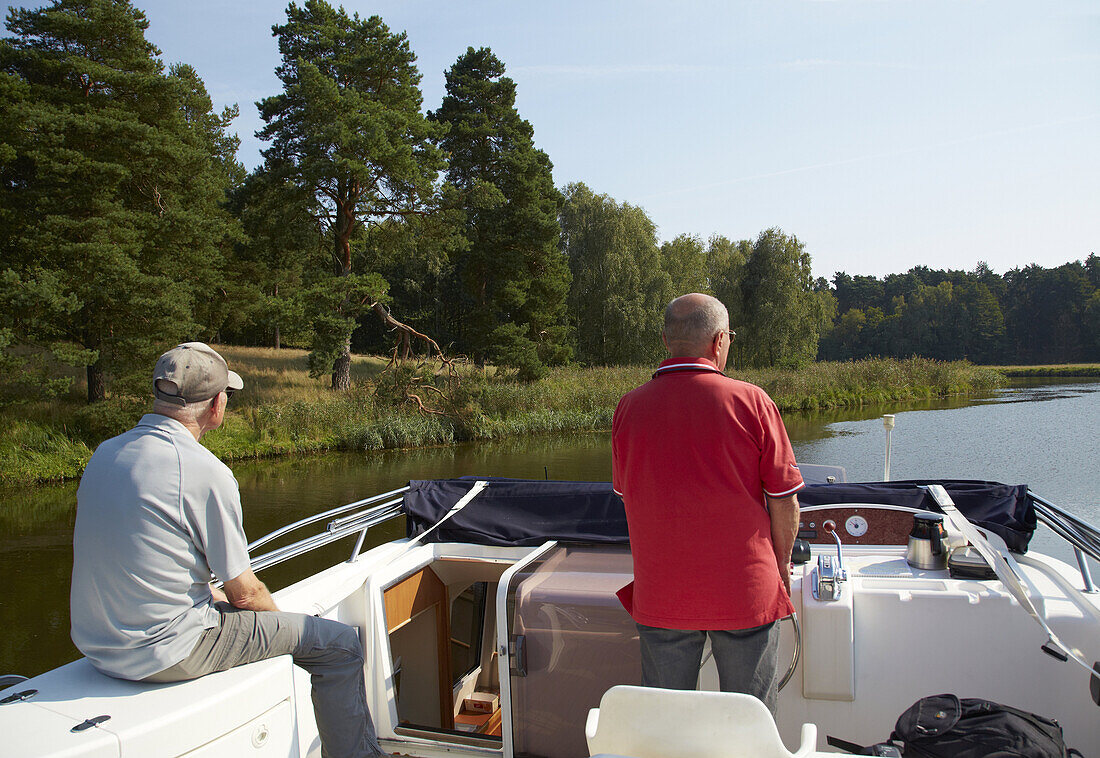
[0,349,1004,485]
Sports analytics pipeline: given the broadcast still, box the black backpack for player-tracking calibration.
[827,694,1083,758]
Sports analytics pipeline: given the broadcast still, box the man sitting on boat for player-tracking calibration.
[611,293,804,715]
[70,342,389,758]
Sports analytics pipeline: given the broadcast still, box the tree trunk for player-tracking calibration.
[87,362,106,403]
[330,196,355,391]
[331,336,351,391]
[273,284,281,350]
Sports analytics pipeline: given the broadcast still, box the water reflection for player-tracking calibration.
[974,382,1100,405]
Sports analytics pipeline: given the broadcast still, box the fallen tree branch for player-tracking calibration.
[368,302,466,416]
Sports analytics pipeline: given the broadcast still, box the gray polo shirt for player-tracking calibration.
[71,414,251,680]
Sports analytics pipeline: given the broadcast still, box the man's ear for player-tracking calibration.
[210,391,228,420]
[708,330,724,357]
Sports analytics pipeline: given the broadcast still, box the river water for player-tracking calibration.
[2,379,1097,679]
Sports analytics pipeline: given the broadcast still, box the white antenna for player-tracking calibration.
[883,414,896,481]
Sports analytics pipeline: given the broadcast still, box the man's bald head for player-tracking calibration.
[663,293,729,357]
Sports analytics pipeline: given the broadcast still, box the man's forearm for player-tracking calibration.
[232,583,279,612]
[223,569,280,612]
[767,493,800,572]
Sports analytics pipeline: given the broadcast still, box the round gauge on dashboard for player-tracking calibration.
[845,514,869,537]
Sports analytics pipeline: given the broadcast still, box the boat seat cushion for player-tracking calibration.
[586,685,826,758]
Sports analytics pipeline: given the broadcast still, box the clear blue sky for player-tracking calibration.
[124,1,1099,279]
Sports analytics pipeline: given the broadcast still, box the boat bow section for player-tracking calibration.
[0,655,299,758]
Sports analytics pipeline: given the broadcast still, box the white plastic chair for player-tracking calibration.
[585,685,821,758]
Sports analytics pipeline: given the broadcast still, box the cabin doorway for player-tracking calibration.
[384,558,507,747]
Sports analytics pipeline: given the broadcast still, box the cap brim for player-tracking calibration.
[227,370,244,391]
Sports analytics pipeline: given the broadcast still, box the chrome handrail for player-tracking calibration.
[327,498,404,531]
[1034,512,1098,593]
[1030,491,1100,593]
[248,501,404,572]
[1031,497,1100,557]
[1040,510,1100,556]
[1034,505,1100,558]
[247,486,410,552]
[1074,551,1096,594]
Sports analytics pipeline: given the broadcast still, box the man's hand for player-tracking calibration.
[222,568,279,612]
[209,583,228,604]
[777,559,792,596]
[766,493,800,597]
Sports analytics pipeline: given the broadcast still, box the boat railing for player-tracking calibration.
[1030,491,1100,593]
[245,486,410,575]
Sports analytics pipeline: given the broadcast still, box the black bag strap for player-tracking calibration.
[826,735,904,756]
[827,735,871,754]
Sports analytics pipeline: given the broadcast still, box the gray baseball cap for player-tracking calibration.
[153,342,244,406]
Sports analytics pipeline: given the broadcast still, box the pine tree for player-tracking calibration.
[257,1,444,390]
[0,0,241,403]
[431,47,570,379]
[223,167,317,349]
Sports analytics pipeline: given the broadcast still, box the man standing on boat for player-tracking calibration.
[71,342,389,758]
[612,293,803,715]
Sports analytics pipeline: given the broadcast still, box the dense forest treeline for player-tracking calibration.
[821,260,1100,365]
[1,0,1096,410]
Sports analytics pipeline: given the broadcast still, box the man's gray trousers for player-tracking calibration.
[636,620,780,714]
[145,604,384,758]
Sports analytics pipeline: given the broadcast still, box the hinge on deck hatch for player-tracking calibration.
[71,714,111,732]
[0,688,37,705]
[509,634,527,677]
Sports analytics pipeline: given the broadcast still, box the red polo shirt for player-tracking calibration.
[612,357,804,630]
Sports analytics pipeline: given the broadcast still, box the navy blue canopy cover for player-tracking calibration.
[402,477,1037,552]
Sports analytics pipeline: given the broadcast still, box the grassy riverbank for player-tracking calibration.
[990,364,1100,377]
[0,347,1004,485]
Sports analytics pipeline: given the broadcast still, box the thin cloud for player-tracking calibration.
[511,63,721,78]
[778,58,925,71]
[516,59,935,79]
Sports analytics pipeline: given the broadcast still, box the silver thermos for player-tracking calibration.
[906,512,948,570]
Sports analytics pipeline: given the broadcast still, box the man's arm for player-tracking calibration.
[766,493,800,596]
[222,568,279,612]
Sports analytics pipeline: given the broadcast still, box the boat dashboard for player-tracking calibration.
[798,503,922,545]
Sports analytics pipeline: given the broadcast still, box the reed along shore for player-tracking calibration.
[1,347,1005,485]
[991,365,1100,377]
